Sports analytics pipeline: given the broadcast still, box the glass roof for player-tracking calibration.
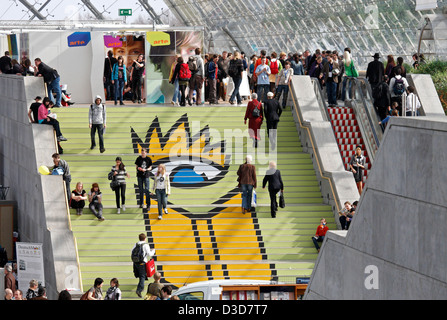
[164,0,447,68]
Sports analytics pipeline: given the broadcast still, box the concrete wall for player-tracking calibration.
[0,74,82,299]
[289,76,359,227]
[407,73,445,117]
[304,116,447,299]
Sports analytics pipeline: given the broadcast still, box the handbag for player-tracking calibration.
[108,169,120,191]
[279,191,285,208]
[251,190,257,208]
[80,290,90,300]
[146,259,156,278]
[110,179,120,191]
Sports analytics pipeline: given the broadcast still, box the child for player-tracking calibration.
[88,183,104,221]
[388,101,399,116]
[312,218,329,252]
[379,109,399,126]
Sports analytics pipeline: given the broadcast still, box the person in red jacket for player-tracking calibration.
[244,93,264,148]
[312,218,329,252]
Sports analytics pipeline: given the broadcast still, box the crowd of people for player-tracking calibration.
[366,52,422,123]
[65,147,169,221]
[2,41,428,300]
[3,263,50,300]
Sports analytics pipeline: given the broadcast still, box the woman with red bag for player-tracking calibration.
[244,93,264,148]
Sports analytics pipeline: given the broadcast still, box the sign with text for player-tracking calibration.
[16,242,45,291]
[68,32,91,47]
[146,31,171,47]
[119,9,132,16]
[104,35,123,48]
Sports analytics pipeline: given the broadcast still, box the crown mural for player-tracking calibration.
[131,114,231,188]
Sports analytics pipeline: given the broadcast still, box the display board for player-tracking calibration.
[16,242,45,291]
[145,30,203,104]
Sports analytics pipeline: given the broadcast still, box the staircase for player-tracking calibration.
[327,106,370,186]
[56,104,334,299]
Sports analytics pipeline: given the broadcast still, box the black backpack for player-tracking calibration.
[131,242,145,264]
[228,60,239,78]
[393,78,406,96]
[252,102,261,118]
[188,56,198,73]
[0,247,7,267]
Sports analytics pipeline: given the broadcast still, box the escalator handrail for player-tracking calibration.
[345,77,381,151]
[310,77,331,122]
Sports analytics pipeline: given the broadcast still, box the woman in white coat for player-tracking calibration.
[152,164,171,220]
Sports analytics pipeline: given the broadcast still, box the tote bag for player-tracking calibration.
[146,259,156,278]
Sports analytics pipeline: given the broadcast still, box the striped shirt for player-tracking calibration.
[112,166,127,185]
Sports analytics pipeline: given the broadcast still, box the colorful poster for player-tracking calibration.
[146,30,203,104]
[104,35,145,101]
[16,242,45,291]
[7,34,18,60]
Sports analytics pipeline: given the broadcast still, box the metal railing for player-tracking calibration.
[310,77,330,122]
[344,77,382,162]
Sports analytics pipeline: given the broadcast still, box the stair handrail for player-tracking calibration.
[310,77,331,122]
[344,77,382,161]
[354,77,384,143]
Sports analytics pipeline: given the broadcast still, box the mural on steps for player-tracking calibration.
[130,113,275,288]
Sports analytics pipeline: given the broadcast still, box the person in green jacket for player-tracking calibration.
[341,48,358,101]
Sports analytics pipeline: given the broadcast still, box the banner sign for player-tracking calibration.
[68,32,91,47]
[104,35,123,48]
[146,31,171,47]
[16,242,45,291]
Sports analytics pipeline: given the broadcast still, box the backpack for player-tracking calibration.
[179,63,191,81]
[187,56,198,73]
[393,78,405,96]
[204,61,210,78]
[372,83,383,101]
[252,102,261,118]
[228,60,239,78]
[131,242,146,264]
[0,247,7,267]
[270,60,279,75]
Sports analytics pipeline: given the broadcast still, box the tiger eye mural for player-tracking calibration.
[130,113,273,287]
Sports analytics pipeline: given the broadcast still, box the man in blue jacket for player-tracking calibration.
[207,55,219,105]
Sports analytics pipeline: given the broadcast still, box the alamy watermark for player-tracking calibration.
[364,265,379,290]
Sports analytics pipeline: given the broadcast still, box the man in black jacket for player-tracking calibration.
[262,161,284,218]
[104,50,117,100]
[217,52,229,101]
[372,77,391,121]
[263,92,282,149]
[0,51,12,74]
[34,58,62,107]
[366,53,384,92]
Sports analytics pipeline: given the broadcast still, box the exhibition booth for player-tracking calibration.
[0,25,205,104]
